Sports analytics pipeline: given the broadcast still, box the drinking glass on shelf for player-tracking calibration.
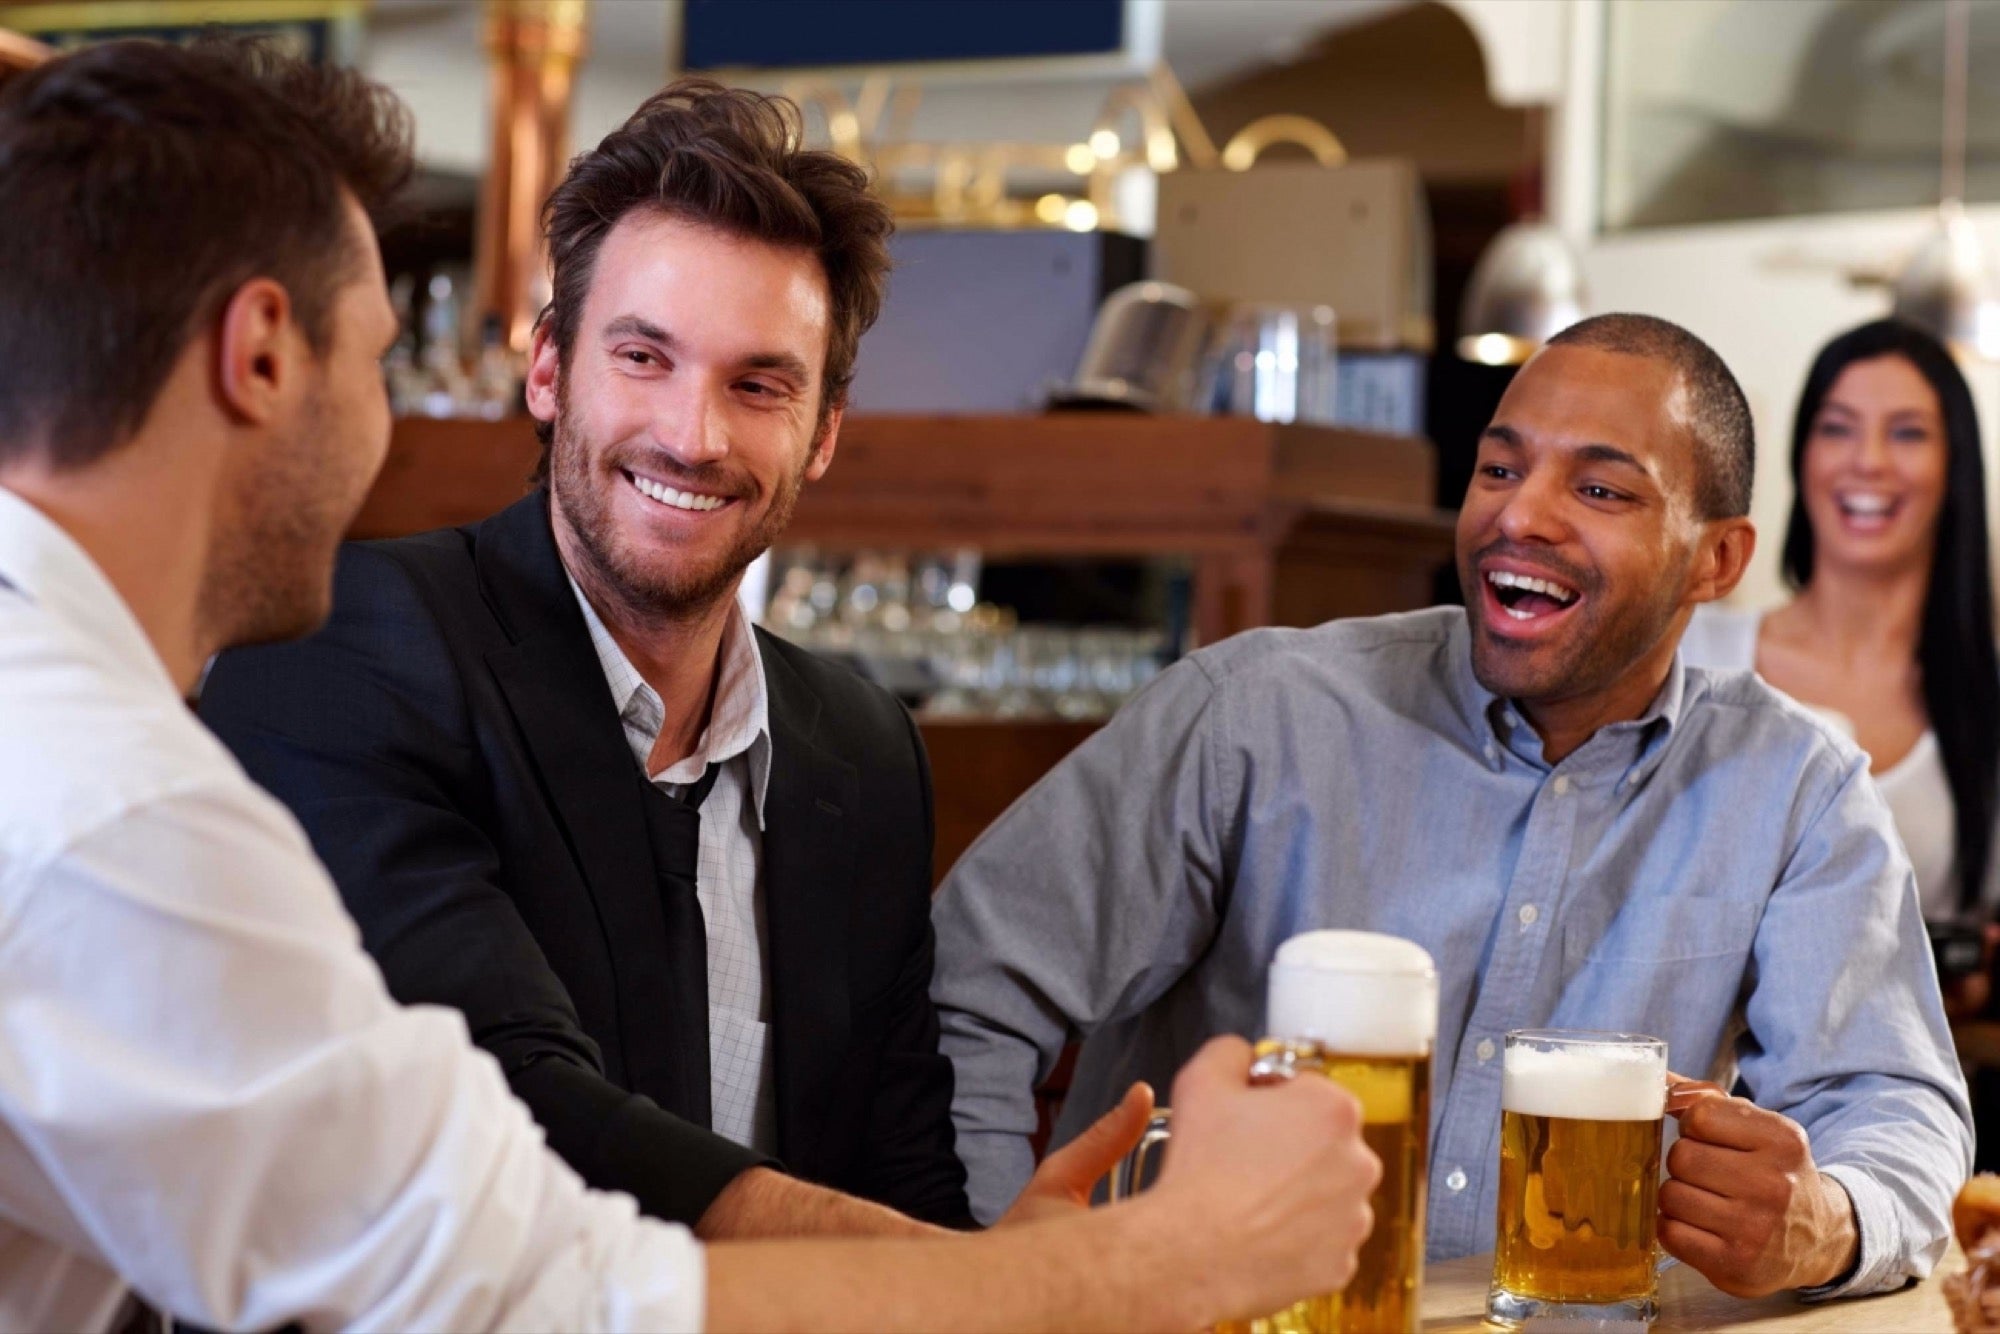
[1203,303,1338,425]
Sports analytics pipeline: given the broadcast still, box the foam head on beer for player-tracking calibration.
[1265,930,1438,1057]
[1501,1035,1667,1121]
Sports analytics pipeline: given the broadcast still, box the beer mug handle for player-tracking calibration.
[1106,1045,1326,1202]
[1107,1110,1174,1202]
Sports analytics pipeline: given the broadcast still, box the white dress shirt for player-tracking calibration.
[567,578,778,1153]
[1681,605,1980,919]
[0,484,705,1334]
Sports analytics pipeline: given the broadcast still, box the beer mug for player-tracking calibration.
[1487,1030,1668,1328]
[1109,930,1438,1334]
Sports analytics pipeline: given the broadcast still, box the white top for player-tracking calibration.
[0,484,704,1334]
[1682,605,1965,920]
[569,579,778,1153]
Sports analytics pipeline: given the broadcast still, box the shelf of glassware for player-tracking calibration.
[354,412,1458,646]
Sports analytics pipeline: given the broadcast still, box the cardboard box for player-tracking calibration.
[1153,158,1433,353]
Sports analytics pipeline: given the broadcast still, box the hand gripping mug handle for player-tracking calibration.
[1107,1110,1174,1203]
[1106,1044,1328,1202]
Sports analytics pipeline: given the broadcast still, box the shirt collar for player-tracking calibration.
[566,571,773,830]
[0,484,178,698]
[1445,606,1686,788]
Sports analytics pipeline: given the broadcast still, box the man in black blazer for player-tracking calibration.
[200,80,983,1234]
[202,488,967,1228]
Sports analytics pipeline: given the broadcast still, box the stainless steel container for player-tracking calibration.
[1049,281,1210,412]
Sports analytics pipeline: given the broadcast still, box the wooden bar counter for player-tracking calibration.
[349,413,1459,647]
[1419,1246,1960,1331]
[347,413,1459,881]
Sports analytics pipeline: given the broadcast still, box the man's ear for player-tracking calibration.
[524,321,561,426]
[804,401,844,482]
[1689,517,1757,605]
[215,277,296,426]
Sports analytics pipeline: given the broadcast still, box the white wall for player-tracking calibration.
[1527,0,2000,609]
[1581,208,2000,608]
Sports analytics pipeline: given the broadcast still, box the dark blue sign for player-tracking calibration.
[683,0,1125,71]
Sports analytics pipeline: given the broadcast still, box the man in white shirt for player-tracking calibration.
[0,35,1381,1333]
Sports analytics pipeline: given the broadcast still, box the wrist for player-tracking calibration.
[1799,1172,1861,1290]
[1110,1194,1231,1331]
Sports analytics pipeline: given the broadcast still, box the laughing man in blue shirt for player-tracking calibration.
[932,313,1972,1302]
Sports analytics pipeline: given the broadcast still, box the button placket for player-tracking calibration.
[1431,767,1584,1255]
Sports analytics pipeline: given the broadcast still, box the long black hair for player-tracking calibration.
[1783,319,2000,916]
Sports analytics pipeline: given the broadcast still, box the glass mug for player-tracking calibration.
[1487,1030,1669,1327]
[1109,930,1438,1334]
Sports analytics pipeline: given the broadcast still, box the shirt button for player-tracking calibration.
[1476,1038,1496,1063]
[1484,743,1499,763]
[1553,775,1571,796]
[1518,903,1540,927]
[1446,1167,1468,1192]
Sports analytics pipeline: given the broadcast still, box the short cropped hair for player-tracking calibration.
[1548,313,1755,519]
[0,38,414,470]
[535,78,895,465]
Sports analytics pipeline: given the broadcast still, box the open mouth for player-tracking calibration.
[1833,490,1903,532]
[622,468,735,515]
[1483,567,1581,627]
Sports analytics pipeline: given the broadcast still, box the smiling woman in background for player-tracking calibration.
[1683,319,2000,1011]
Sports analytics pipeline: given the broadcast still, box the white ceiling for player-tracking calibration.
[1163,0,1411,90]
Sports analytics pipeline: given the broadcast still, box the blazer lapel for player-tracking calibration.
[759,636,857,1168]
[473,493,706,1117]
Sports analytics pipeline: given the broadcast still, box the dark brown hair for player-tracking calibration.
[1549,312,1756,520]
[1784,320,1998,916]
[0,37,413,469]
[535,77,894,462]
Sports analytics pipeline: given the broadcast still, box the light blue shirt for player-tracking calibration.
[931,606,1971,1298]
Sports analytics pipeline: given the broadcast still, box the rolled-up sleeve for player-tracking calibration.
[1739,751,1973,1300]
[0,784,707,1333]
[930,658,1233,1222]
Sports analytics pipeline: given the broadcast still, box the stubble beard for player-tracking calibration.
[1461,548,1688,709]
[550,396,814,627]
[198,386,352,652]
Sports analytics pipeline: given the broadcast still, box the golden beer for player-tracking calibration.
[1219,1041,1430,1334]
[1487,1031,1667,1327]
[1106,931,1438,1334]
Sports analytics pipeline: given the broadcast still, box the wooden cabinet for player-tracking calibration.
[356,413,1456,648]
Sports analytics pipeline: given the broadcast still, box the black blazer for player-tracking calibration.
[200,492,970,1228]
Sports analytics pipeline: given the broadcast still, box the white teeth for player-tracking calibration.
[627,472,726,512]
[1486,569,1578,605]
[1837,493,1895,517]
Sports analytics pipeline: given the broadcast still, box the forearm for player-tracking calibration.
[704,1200,1210,1334]
[1794,1088,1971,1295]
[931,660,1229,1221]
[939,1014,1050,1223]
[697,1167,942,1241]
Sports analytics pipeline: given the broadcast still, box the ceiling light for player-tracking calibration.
[1456,221,1586,365]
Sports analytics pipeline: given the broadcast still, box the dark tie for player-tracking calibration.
[635,762,720,1129]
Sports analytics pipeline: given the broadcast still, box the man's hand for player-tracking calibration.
[996,1082,1156,1227]
[1658,1075,1859,1298]
[1137,1036,1381,1324]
